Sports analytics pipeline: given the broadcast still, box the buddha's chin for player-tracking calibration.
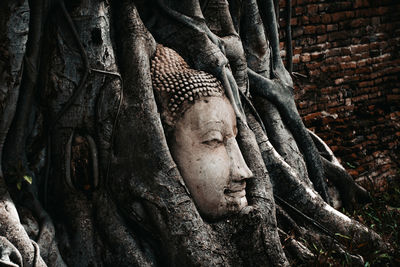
[239,196,248,208]
[225,195,248,212]
[202,196,248,221]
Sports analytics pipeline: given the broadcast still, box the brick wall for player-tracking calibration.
[277,0,400,189]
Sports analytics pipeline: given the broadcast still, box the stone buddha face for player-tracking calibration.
[169,96,253,220]
[151,44,253,220]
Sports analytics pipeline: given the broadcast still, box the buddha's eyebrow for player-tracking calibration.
[203,120,223,127]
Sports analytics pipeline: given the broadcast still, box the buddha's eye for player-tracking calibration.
[202,130,224,147]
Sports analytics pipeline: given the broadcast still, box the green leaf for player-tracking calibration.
[346,162,356,169]
[23,175,32,184]
[378,253,391,259]
[17,182,22,190]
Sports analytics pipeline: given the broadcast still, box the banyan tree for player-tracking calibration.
[0,0,389,266]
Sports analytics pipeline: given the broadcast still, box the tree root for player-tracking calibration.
[0,236,23,267]
[248,68,331,203]
[0,181,46,266]
[278,228,315,265]
[247,113,388,256]
[308,129,371,211]
[237,116,290,266]
[95,192,156,266]
[149,0,248,122]
[256,0,292,86]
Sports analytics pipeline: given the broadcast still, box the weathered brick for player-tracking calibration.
[302,15,310,24]
[341,47,351,55]
[343,69,355,76]
[293,47,302,54]
[357,58,370,67]
[340,55,351,62]
[326,47,341,57]
[354,0,369,8]
[331,11,348,22]
[301,53,311,62]
[316,25,326,34]
[295,6,303,15]
[371,17,381,26]
[387,95,400,101]
[340,61,357,69]
[309,15,321,24]
[293,54,300,64]
[321,14,332,24]
[306,62,321,70]
[335,78,344,85]
[309,69,320,76]
[359,81,374,87]
[350,44,369,53]
[310,51,323,60]
[318,3,329,13]
[307,4,319,15]
[317,34,328,43]
[327,24,338,32]
[328,31,349,41]
[345,11,355,19]
[351,18,365,28]
[304,112,322,122]
[292,27,304,38]
[304,25,316,34]
[306,37,317,45]
[376,6,390,15]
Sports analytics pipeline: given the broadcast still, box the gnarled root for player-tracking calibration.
[308,129,371,211]
[247,113,388,257]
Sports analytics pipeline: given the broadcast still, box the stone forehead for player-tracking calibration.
[150,45,224,119]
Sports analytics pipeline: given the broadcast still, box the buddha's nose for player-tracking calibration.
[228,138,253,181]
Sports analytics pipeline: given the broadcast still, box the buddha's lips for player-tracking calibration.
[224,183,246,198]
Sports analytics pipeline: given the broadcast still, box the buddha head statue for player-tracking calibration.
[151,45,253,220]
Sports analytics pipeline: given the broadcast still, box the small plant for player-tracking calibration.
[311,178,400,266]
[16,175,33,190]
[351,179,400,265]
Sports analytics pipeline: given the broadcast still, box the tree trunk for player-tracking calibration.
[0,0,388,266]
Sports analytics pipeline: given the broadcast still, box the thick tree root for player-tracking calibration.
[256,0,292,86]
[237,117,289,266]
[0,180,46,266]
[247,113,388,256]
[95,192,156,266]
[308,129,371,210]
[144,0,247,122]
[248,68,331,203]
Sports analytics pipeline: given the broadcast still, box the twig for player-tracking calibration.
[51,0,89,126]
[89,69,124,185]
